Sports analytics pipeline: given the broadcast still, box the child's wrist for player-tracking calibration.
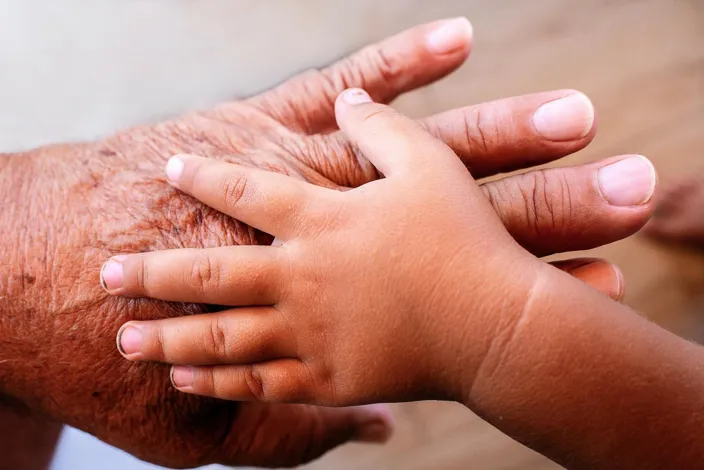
[428,251,544,402]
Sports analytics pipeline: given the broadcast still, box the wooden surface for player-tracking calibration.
[304,1,704,469]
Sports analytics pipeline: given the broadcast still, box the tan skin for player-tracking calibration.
[1,19,657,469]
[105,89,704,470]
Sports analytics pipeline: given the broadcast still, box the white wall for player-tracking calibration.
[0,0,442,152]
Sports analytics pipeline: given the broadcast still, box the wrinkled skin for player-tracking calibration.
[0,20,650,468]
[0,109,389,468]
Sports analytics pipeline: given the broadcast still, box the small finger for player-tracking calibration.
[165,154,329,238]
[116,308,295,364]
[311,90,596,187]
[334,88,462,177]
[101,246,285,305]
[552,258,625,302]
[171,359,316,403]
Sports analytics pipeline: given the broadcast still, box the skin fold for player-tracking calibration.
[0,19,653,468]
[108,90,702,470]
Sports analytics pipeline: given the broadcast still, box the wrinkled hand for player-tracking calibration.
[0,19,654,468]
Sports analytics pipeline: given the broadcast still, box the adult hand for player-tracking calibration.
[0,18,653,468]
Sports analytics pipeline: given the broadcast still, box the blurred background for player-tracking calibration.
[0,0,702,469]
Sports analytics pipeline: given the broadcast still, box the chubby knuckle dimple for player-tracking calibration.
[219,170,249,211]
[243,365,266,401]
[203,315,231,361]
[189,253,220,294]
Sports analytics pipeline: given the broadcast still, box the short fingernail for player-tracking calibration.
[117,325,143,356]
[532,93,595,141]
[354,422,392,443]
[171,366,194,390]
[598,155,656,206]
[165,156,185,184]
[426,17,473,54]
[571,261,625,302]
[100,257,125,292]
[352,404,394,443]
[342,88,372,105]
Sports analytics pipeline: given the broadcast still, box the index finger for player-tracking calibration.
[333,88,466,178]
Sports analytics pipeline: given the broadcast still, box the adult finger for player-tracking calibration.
[251,18,472,134]
[552,258,625,302]
[309,90,596,187]
[214,402,393,467]
[482,155,657,257]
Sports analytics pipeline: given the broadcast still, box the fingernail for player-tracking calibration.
[117,325,143,356]
[352,404,394,443]
[598,155,656,206]
[171,366,194,390]
[342,88,372,105]
[165,156,184,184]
[532,93,595,141]
[571,261,625,302]
[354,422,392,443]
[100,257,124,292]
[426,17,473,54]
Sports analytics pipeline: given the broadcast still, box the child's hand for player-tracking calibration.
[103,89,563,405]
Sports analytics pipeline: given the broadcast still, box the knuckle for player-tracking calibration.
[465,107,499,158]
[219,170,249,210]
[152,325,167,361]
[134,257,149,293]
[481,182,508,222]
[357,45,400,89]
[520,170,575,236]
[199,368,217,396]
[303,135,379,187]
[189,254,220,293]
[243,365,266,401]
[325,45,400,95]
[206,315,231,360]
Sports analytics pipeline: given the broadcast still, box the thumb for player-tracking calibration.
[218,402,393,467]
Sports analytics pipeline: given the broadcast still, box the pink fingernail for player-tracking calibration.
[171,366,194,390]
[532,93,595,141]
[342,88,372,105]
[598,155,656,206]
[100,258,124,292]
[118,325,143,356]
[352,404,395,443]
[426,17,473,54]
[165,156,185,184]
